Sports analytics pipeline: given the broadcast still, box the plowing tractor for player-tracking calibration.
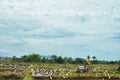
[76,59,91,73]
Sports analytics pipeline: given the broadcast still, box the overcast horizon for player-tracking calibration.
[0,0,120,61]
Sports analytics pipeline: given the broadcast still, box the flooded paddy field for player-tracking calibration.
[0,63,120,80]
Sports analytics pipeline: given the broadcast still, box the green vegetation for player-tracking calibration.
[0,63,120,79]
[1,53,119,64]
[0,53,120,79]
[117,66,120,72]
[0,72,23,80]
[23,66,33,80]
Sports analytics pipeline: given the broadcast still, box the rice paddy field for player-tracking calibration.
[0,62,120,80]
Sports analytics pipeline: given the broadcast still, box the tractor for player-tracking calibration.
[76,60,91,73]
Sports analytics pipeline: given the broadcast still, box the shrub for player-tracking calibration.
[117,66,120,72]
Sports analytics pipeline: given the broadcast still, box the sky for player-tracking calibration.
[0,0,120,61]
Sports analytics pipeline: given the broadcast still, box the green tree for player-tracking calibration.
[21,54,41,63]
[21,55,28,62]
[41,57,48,63]
[92,56,97,64]
[87,55,90,60]
[56,56,63,64]
[29,54,41,62]
[75,58,84,64]
[63,57,68,64]
[51,55,57,63]
[11,56,20,62]
[67,57,73,64]
[92,56,96,60]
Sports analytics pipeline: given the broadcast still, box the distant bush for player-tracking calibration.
[117,66,120,72]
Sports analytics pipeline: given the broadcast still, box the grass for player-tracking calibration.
[23,65,33,80]
[0,72,23,79]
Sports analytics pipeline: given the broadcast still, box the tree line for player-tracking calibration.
[11,54,86,64]
[0,53,120,64]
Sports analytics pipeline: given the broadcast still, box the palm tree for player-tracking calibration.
[92,56,97,64]
[87,55,90,60]
[86,55,91,65]
[92,56,96,60]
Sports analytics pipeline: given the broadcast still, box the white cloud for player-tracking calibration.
[0,0,120,60]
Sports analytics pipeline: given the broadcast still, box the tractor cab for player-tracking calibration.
[76,60,91,73]
[76,64,88,73]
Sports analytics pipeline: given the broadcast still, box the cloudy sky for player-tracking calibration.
[0,0,120,60]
